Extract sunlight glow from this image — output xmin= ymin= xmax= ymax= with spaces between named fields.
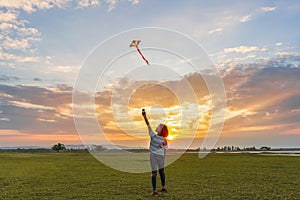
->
xmin=167 ymin=134 xmax=176 ymax=141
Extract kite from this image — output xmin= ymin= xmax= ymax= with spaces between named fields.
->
xmin=130 ymin=40 xmax=149 ymax=65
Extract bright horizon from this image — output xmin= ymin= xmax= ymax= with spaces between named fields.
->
xmin=1 ymin=1 xmax=300 ymax=149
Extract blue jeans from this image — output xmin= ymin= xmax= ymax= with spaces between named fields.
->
xmin=150 ymin=153 xmax=166 ymax=190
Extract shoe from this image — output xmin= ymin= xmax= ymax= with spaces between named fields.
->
xmin=161 ymin=188 xmax=167 ymax=192
xmin=151 ymin=191 xmax=158 ymax=196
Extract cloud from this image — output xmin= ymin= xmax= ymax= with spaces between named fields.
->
xmin=2 ymin=37 xmax=34 ymax=51
xmin=240 ymin=14 xmax=252 ymax=23
xmin=87 ymin=56 xmax=300 ymax=147
xmin=9 ymin=100 xmax=53 ymax=110
xmin=202 ymin=4 xmax=277 ymax=36
xmin=222 ymin=58 xmax=300 ymax=138
xmin=80 ymin=73 xmax=211 ymax=145
xmin=202 ymin=4 xmax=278 ymax=37
xmin=0 ymin=0 xmax=139 ymax=12
xmin=241 ymin=6 xmax=277 ymax=23
xmin=224 ymin=46 xmax=259 ymax=54
xmin=212 ymin=43 xmax=299 ymax=68
xmin=77 ymin=0 xmax=100 ymax=8
xmin=208 ymin=28 xmax=223 ymax=35
xmin=0 ymin=9 xmax=42 ymax=65
xmin=105 ymin=0 xmax=117 ymax=11
xmin=276 ymin=51 xmax=297 ymax=59
xmin=1 ymin=54 xmax=300 ymax=147
xmin=0 ymin=117 xmax=10 ymax=122
xmin=261 ymin=6 xmax=276 ymax=12
xmin=104 ymin=0 xmax=140 ymax=11
xmin=0 ymin=51 xmax=40 ymax=63
xmin=129 ymin=0 xmax=139 ymax=5
xmin=0 ymin=10 xmax=18 ymax=22
xmin=0 ymin=0 xmax=141 ymax=70
xmin=0 ymin=84 xmax=75 ymax=135
xmin=0 ymin=0 xmax=69 ymax=13
xmin=281 ymin=127 xmax=300 ymax=135
xmin=238 ymin=6 xmax=277 ymax=24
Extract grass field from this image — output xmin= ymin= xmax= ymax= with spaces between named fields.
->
xmin=0 ymin=152 xmax=300 ymax=199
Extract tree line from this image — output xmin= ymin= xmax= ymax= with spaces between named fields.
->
xmin=210 ymin=146 xmax=271 ymax=152
xmin=0 ymin=143 xmax=88 ymax=153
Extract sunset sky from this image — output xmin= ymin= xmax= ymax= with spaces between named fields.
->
xmin=1 ymin=0 xmax=300 ymax=149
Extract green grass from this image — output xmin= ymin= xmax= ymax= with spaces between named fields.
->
xmin=0 ymin=152 xmax=299 ymax=199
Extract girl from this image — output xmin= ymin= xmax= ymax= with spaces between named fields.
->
xmin=142 ymin=109 xmax=168 ymax=196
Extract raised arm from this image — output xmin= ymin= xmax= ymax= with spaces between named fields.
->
xmin=142 ymin=108 xmax=149 ymax=126
xmin=142 ymin=109 xmax=154 ymax=136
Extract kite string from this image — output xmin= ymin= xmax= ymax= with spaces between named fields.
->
xmin=136 ymin=46 xmax=149 ymax=65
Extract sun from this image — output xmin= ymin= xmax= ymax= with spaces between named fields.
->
xmin=167 ymin=134 xmax=175 ymax=141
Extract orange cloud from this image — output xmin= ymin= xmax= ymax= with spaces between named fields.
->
xmin=93 ymin=74 xmax=213 ymax=148
xmin=281 ymin=128 xmax=300 ymax=135
xmin=0 ymin=129 xmax=81 ymax=146
xmin=1 ymin=61 xmax=300 ymax=148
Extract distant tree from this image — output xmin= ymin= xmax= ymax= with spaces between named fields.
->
xmin=260 ymin=146 xmax=271 ymax=151
xmin=245 ymin=146 xmax=257 ymax=151
xmin=52 ymin=143 xmax=66 ymax=152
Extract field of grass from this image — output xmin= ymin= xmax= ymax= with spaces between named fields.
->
xmin=0 ymin=152 xmax=300 ymax=199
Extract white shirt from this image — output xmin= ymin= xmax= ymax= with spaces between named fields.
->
xmin=148 ymin=125 xmax=167 ymax=156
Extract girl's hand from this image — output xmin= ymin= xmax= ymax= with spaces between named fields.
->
xmin=142 ymin=108 xmax=146 ymax=117
xmin=142 ymin=109 xmax=149 ymax=125
xmin=159 ymin=142 xmax=164 ymax=148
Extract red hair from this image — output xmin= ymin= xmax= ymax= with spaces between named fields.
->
xmin=161 ymin=124 xmax=168 ymax=138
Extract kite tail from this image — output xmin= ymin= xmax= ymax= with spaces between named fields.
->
xmin=136 ymin=46 xmax=149 ymax=65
